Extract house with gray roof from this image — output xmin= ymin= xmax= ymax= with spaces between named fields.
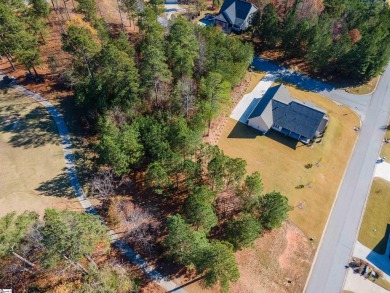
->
xmin=214 ymin=0 xmax=258 ymax=33
xmin=247 ymin=84 xmax=329 ymax=144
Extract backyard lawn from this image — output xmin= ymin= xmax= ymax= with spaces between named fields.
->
xmin=218 ymin=86 xmax=360 ymax=240
xmin=0 ymin=85 xmax=79 ymax=217
xmin=358 ymin=178 xmax=390 ymax=254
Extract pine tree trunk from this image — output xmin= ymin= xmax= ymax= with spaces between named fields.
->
xmin=40 ymin=32 xmax=46 ymax=44
xmin=57 ymin=0 xmax=67 ymax=25
xmin=51 ymin=0 xmax=56 ymax=11
xmin=97 ymin=4 xmax=103 ymax=18
xmin=32 ymin=66 xmax=39 ymax=79
xmin=63 ymin=0 xmax=70 ymax=20
xmin=62 ymin=254 xmax=89 ymax=274
xmin=5 ymin=53 xmax=16 ymax=71
xmin=12 ymin=251 xmax=37 ymax=268
xmin=84 ymin=254 xmax=97 ymax=268
xmin=84 ymin=56 xmax=95 ymax=83
xmin=116 ymin=0 xmax=125 ymax=32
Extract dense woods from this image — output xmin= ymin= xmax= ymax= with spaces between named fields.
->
xmin=251 ymin=0 xmax=390 ymax=81
xmin=0 ymin=210 xmax=122 ymax=291
xmin=9 ymin=0 xmax=388 ymax=291
xmin=0 ymin=0 xmax=50 ymax=78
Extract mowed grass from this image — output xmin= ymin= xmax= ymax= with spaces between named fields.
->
xmin=347 ymin=76 xmax=380 ymax=95
xmin=218 ymin=86 xmax=359 ymax=240
xmin=0 ymin=85 xmax=79 ymax=217
xmin=358 ymin=178 xmax=390 ymax=254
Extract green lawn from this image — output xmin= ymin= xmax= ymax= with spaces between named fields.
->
xmin=358 ymin=178 xmax=390 ymax=254
xmin=218 ymin=86 xmax=359 ymax=240
xmin=0 ymin=85 xmax=79 ymax=217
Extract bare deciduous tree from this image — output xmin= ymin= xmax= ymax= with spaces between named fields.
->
xmin=90 ymin=169 xmax=116 ymax=202
xmin=108 ymin=106 xmax=128 ymax=127
xmin=119 ymin=201 xmax=158 ymax=256
xmin=177 ymin=76 xmax=196 ymax=119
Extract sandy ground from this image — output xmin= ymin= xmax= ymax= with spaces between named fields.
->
xmin=173 ymin=221 xmax=314 ymax=293
xmin=0 ymin=86 xmax=81 ymax=217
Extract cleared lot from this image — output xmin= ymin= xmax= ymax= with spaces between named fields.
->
xmin=219 ymin=85 xmax=359 ymax=240
xmin=0 ymin=85 xmax=79 ymax=217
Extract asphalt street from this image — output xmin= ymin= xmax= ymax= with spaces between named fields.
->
xmin=252 ymin=57 xmax=371 ymax=119
xmin=305 ymin=63 xmax=390 ymax=293
xmin=252 ymin=58 xmax=390 ymax=293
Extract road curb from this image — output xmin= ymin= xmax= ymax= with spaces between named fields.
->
xmin=346 ymin=73 xmax=382 ymax=96
xmin=303 ymin=109 xmax=361 ymax=292
xmin=341 ymin=114 xmax=390 ymax=290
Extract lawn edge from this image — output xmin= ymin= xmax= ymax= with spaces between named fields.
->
xmin=344 ymin=114 xmax=390 ymax=287
xmin=303 ymin=109 xmax=361 ymax=292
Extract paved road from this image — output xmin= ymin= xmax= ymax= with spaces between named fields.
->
xmin=305 ymin=65 xmax=390 ymax=293
xmin=2 ymin=76 xmax=188 ymax=293
xmin=252 ymin=58 xmax=390 ymax=293
xmin=252 ymin=57 xmax=371 ymax=119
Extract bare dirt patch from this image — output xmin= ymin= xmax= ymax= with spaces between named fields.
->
xmin=173 ymin=221 xmax=314 ymax=293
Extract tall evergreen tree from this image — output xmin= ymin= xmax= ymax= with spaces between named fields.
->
xmin=40 ymin=209 xmax=109 ymax=269
xmin=167 ymin=17 xmax=199 ymax=79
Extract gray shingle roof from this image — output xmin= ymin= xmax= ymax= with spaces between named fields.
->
xmin=248 ymin=84 xmax=326 ymax=139
xmin=217 ymin=0 xmax=257 ymax=27
xmin=248 ymin=85 xmax=279 ymax=120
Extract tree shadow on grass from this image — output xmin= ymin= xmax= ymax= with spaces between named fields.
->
xmin=35 ymin=169 xmax=75 ymax=198
xmin=1 ymin=106 xmax=61 ymax=148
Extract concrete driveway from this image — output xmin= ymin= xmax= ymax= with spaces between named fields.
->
xmin=344 ymin=268 xmax=389 ymax=293
xmin=229 ymin=74 xmax=276 ymax=123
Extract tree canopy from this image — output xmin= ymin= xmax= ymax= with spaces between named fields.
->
xmin=252 ymin=0 xmax=390 ymax=81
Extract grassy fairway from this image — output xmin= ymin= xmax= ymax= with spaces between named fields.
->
xmin=358 ymin=178 xmax=390 ymax=254
xmin=218 ymin=86 xmax=359 ymax=240
xmin=0 ymin=85 xmax=79 ymax=217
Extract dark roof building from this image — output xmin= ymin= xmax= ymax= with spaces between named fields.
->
xmin=247 ymin=84 xmax=329 ymax=143
xmin=214 ymin=0 xmax=258 ymax=33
